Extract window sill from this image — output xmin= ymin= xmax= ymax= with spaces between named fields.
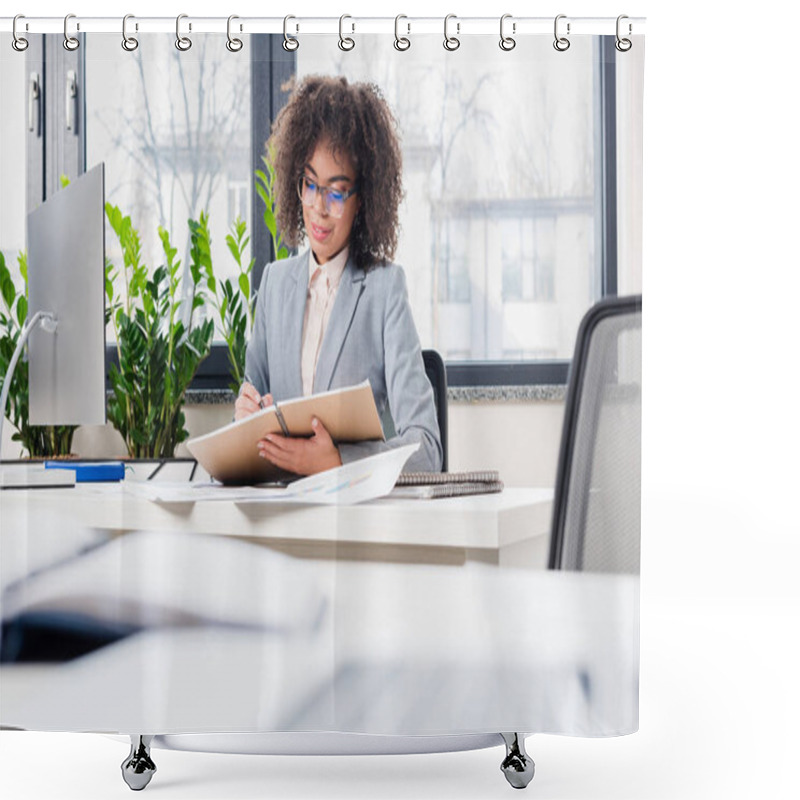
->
xmin=448 ymin=385 xmax=566 ymax=403
xmin=183 ymin=385 xmax=567 ymax=406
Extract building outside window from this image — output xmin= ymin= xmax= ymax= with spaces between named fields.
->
xmin=14 ymin=31 xmax=625 ymax=387
xmin=297 ymin=35 xmax=600 ymax=367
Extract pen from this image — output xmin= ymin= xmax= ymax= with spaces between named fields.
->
xmin=243 ymin=373 xmax=265 ymax=409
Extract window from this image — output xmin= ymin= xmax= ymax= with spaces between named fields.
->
xmin=227 ymin=181 xmax=250 ymax=228
xmin=22 ymin=32 xmax=621 ymax=388
xmin=502 ymin=216 xmax=556 ymax=304
xmin=84 ymin=34 xmax=252 ymax=334
xmin=437 ymin=218 xmax=470 ymax=304
xmin=297 ymin=34 xmax=617 ymax=380
xmin=21 ymin=34 xmax=291 ymax=389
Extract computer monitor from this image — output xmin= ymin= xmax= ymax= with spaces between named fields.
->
xmin=26 ymin=163 xmax=107 ymax=426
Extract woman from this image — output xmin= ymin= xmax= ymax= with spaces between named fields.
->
xmin=234 ymin=75 xmax=442 ymax=476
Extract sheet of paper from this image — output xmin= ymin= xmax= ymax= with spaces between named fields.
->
xmin=121 ymin=481 xmax=280 ymax=503
xmin=122 ymin=444 xmax=419 ymax=506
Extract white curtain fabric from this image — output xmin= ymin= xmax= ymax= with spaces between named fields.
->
xmin=1 ymin=528 xmax=638 ymax=737
xmin=0 ymin=29 xmax=643 ymax=744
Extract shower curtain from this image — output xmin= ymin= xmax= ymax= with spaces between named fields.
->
xmin=0 ymin=13 xmax=644 ymax=781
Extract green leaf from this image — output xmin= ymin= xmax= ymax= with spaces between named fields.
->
xmin=1 ymin=272 xmax=16 ymax=312
xmin=151 ymin=264 xmax=167 ymax=287
xmin=16 ymin=296 xmax=28 ymax=327
xmin=105 ymin=203 xmax=122 ymax=235
xmin=17 ymin=251 xmax=27 ymax=284
xmin=238 ymin=273 xmax=250 ymax=299
xmin=262 ymin=205 xmax=277 ymax=239
xmin=158 ymin=226 xmax=179 ymax=271
xmin=225 ymin=233 xmax=239 ymax=263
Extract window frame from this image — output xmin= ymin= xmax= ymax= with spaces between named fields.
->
xmin=30 ymin=34 xmax=618 ymax=392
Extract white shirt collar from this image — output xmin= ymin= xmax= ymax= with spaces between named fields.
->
xmin=308 ymin=246 xmax=349 ymax=288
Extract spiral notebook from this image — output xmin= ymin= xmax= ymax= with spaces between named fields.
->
xmin=391 ymin=470 xmax=503 ymax=499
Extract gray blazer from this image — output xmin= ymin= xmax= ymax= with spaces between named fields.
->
xmin=245 ymin=250 xmax=443 ymax=472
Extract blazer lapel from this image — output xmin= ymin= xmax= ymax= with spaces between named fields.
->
xmin=313 ymin=254 xmax=366 ymax=393
xmin=283 ymin=251 xmax=310 ymax=398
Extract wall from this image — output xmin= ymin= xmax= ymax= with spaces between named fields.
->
xmin=449 ymin=400 xmax=565 ymax=487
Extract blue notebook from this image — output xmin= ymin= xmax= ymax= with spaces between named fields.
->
xmin=45 ymin=461 xmax=125 ymax=483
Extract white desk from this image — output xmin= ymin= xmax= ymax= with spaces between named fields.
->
xmin=0 ymin=477 xmax=637 ymax=759
xmin=1 ymin=482 xmax=553 ymax=569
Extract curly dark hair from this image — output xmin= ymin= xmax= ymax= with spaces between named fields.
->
xmin=269 ymin=75 xmax=403 ymax=271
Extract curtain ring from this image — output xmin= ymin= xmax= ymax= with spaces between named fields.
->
xmin=63 ymin=13 xmax=80 ymax=51
xmin=122 ymin=14 xmax=139 ymax=52
xmin=553 ymin=14 xmax=570 ymax=52
xmin=226 ymin=15 xmax=243 ymax=52
xmin=283 ymin=15 xmax=299 ymax=51
xmin=499 ymin=14 xmax=516 ymax=51
xmin=175 ymin=14 xmax=192 ymax=51
xmin=615 ymin=15 xmax=632 ymax=52
xmin=12 ymin=14 xmax=29 ymax=52
xmin=394 ymin=14 xmax=411 ymax=51
xmin=443 ymin=14 xmax=460 ymax=51
xmin=339 ymin=14 xmax=355 ymax=51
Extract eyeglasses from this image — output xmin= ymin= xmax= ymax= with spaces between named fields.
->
xmin=297 ymin=175 xmax=358 ymax=219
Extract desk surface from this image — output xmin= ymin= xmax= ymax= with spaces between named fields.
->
xmin=1 ymin=480 xmax=553 ymax=568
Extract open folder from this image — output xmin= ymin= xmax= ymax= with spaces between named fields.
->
xmin=186 ymin=380 xmax=385 ymax=485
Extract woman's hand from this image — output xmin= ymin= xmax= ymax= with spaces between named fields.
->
xmin=257 ymin=417 xmax=342 ymax=475
xmin=235 ymin=383 xmax=272 ymax=421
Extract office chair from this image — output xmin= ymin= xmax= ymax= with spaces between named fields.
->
xmin=548 ymin=294 xmax=642 ymax=574
xmin=422 ymin=349 xmax=448 ymax=472
xmin=486 ymin=296 xmax=643 ymax=790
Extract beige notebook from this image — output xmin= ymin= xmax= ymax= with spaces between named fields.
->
xmin=186 ymin=380 xmax=385 ymax=485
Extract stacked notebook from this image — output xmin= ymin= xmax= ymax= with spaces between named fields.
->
xmin=391 ymin=470 xmax=503 ymax=499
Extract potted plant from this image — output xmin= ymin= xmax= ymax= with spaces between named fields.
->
xmin=190 ymin=212 xmax=254 ymax=394
xmin=104 ymin=205 xmax=214 ymax=459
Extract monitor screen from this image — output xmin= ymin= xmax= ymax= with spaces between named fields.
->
xmin=26 ymin=163 xmax=106 ymax=426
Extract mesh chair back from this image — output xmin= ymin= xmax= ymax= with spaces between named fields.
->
xmin=422 ymin=349 xmax=448 ymax=472
xmin=548 ymin=296 xmax=642 ymax=574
